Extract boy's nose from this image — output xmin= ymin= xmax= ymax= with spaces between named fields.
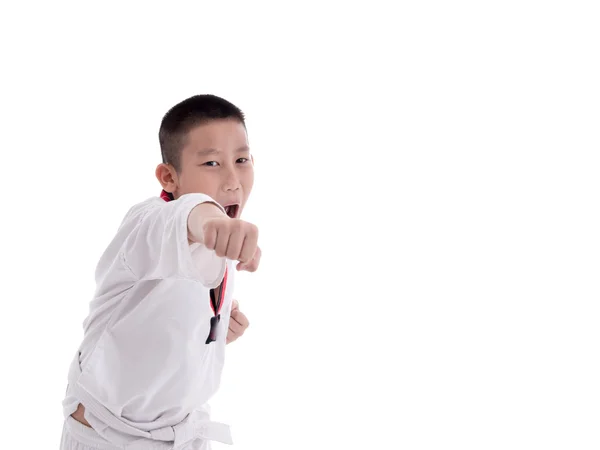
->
xmin=222 ymin=170 xmax=241 ymax=192
xmin=224 ymin=182 xmax=240 ymax=192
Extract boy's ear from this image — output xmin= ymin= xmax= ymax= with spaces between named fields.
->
xmin=155 ymin=163 xmax=178 ymax=193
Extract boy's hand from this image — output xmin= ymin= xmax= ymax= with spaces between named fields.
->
xmin=226 ymin=300 xmax=249 ymax=344
xmin=189 ymin=203 xmax=260 ymax=269
xmin=236 ymin=245 xmax=261 ymax=272
xmin=202 ymin=217 xmax=259 ymax=265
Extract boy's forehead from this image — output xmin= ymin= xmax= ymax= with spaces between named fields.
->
xmin=185 ymin=119 xmax=248 ymax=148
xmin=187 ymin=119 xmax=248 ymax=142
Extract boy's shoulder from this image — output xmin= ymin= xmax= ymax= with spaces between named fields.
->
xmin=127 ymin=195 xmax=163 ymax=213
xmin=119 ymin=196 xmax=164 ymax=226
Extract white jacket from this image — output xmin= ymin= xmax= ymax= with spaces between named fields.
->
xmin=62 ymin=193 xmax=235 ymax=449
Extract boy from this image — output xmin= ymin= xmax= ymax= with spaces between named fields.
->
xmin=60 ymin=95 xmax=260 ymax=450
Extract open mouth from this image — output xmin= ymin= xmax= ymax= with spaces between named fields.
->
xmin=224 ymin=204 xmax=240 ymax=218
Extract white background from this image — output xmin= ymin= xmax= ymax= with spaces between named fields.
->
xmin=0 ymin=2 xmax=598 ymax=449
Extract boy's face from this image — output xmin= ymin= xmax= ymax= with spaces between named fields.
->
xmin=157 ymin=119 xmax=254 ymax=218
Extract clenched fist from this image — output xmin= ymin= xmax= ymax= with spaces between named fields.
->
xmin=226 ymin=299 xmax=249 ymax=344
xmin=188 ymin=202 xmax=260 ymax=272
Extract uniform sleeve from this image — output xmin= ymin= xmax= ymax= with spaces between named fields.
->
xmin=121 ymin=193 xmax=227 ymax=288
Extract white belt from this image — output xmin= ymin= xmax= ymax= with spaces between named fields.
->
xmin=148 ymin=410 xmax=233 ymax=449
xmin=65 ymin=351 xmax=233 ymax=449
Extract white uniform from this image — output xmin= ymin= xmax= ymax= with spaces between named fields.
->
xmin=61 ymin=194 xmax=235 ymax=450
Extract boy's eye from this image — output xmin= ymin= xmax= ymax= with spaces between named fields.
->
xmin=204 ymin=161 xmax=219 ymax=167
xmin=236 ymin=158 xmax=249 ymax=164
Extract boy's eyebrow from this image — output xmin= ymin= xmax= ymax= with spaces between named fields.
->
xmin=195 ymin=148 xmax=219 ymax=157
xmin=195 ymin=146 xmax=250 ymax=156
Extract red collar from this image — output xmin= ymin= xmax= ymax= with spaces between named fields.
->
xmin=160 ymin=190 xmax=173 ymax=202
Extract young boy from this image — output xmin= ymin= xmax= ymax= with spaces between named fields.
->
xmin=60 ymin=95 xmax=260 ymax=450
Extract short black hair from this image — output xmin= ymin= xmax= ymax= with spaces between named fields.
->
xmin=159 ymin=94 xmax=245 ymax=172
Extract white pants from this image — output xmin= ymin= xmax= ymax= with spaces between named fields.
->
xmin=60 ymin=417 xmax=212 ymax=450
